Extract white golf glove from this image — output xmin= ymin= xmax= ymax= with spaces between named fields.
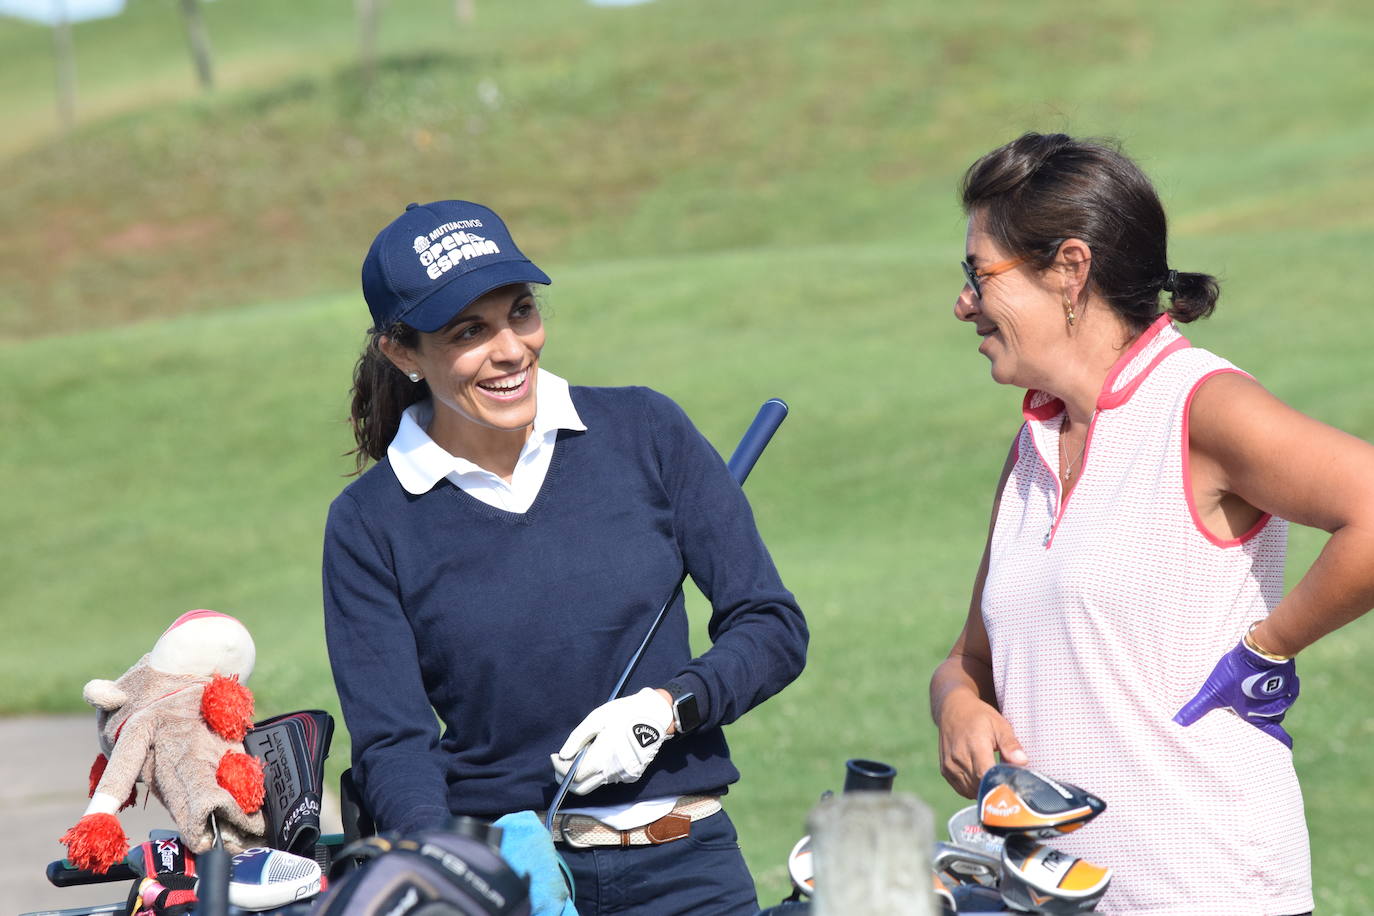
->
xmin=551 ymin=688 xmax=673 ymax=795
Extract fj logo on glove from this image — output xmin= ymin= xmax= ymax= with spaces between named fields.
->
xmin=633 ymin=724 xmax=661 ymax=748
xmin=1242 ymin=672 xmax=1287 ymax=698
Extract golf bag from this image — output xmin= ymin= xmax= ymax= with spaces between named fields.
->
xmin=316 ymin=822 xmax=532 ymax=916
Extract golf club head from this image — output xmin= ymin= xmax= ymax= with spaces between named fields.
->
xmin=998 ymin=836 xmax=1111 ymax=914
xmin=787 ymin=834 xmax=814 ymax=897
xmin=978 ymin=765 xmax=1106 ymax=838
xmin=932 ymin=841 xmax=1002 ymax=888
xmin=948 ymin=804 xmax=1006 ymax=856
xmin=228 ymin=847 xmax=323 ymax=911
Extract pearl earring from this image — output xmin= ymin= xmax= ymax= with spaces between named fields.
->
xmin=408 ymin=371 xmax=421 ymax=382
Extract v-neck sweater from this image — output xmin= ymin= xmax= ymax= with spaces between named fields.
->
xmin=322 ymin=385 xmax=807 ymax=832
xmin=984 ymin=316 xmax=1310 ymax=913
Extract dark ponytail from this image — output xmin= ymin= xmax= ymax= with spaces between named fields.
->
xmin=1164 ymin=270 xmax=1219 ymax=324
xmin=347 ymin=321 xmax=425 ymax=474
xmin=961 ymin=132 xmax=1220 ymax=333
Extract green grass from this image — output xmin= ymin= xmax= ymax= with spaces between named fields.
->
xmin=5 ymin=0 xmax=1374 ymax=909
xmin=5 ymin=236 xmax=1374 ymax=908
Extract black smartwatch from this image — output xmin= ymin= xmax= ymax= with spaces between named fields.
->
xmin=664 ymin=679 xmax=703 ymax=735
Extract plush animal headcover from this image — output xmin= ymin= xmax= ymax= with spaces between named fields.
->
xmin=61 ymin=610 xmax=267 ymax=873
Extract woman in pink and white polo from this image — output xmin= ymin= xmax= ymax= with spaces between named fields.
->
xmin=929 ymin=133 xmax=1374 ymax=915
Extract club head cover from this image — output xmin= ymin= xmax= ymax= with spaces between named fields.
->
xmin=787 ymin=834 xmax=814 ymax=897
xmin=999 ymin=836 xmax=1111 ymax=914
xmin=243 ymin=710 xmax=334 ymax=856
xmin=126 ymin=835 xmax=198 ymax=879
xmin=978 ymin=764 xmax=1106 ymax=838
xmin=229 ymin=846 xmax=324 ymax=910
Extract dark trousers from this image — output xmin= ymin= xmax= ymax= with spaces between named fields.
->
xmin=558 ymin=810 xmax=758 ymax=916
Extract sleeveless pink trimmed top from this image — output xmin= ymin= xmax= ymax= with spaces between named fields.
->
xmin=983 ymin=315 xmax=1312 ymax=914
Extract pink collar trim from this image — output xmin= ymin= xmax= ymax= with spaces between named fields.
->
xmin=1022 ymin=313 xmax=1189 ymax=421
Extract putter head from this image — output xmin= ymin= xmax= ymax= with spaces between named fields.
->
xmin=787 ymin=834 xmax=814 ymax=897
xmin=999 ymin=836 xmax=1111 ymax=914
xmin=948 ymin=803 xmax=1005 ymax=856
xmin=229 ymin=847 xmax=323 ymax=911
xmin=978 ymin=765 xmax=1106 ymax=838
xmin=932 ymin=841 xmax=1001 ymax=888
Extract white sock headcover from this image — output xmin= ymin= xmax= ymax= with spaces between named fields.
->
xmin=148 ymin=610 xmax=256 ymax=682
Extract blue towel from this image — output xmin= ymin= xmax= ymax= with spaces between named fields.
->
xmin=494 ymin=810 xmax=579 ymax=916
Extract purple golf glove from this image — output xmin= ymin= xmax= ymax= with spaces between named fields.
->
xmin=1173 ymin=638 xmax=1299 ymax=748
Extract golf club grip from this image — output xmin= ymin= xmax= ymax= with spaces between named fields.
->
xmin=726 ymin=398 xmax=789 ymax=485
xmin=546 ymin=398 xmax=788 ymax=831
xmin=197 ymin=844 xmax=230 ymax=916
xmin=46 ymin=859 xmax=137 ymax=887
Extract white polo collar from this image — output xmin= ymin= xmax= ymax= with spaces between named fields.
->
xmin=387 ymin=368 xmax=585 ymax=495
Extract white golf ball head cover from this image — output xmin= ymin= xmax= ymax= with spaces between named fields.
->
xmin=999 ymin=836 xmax=1111 ymax=914
xmin=552 ymin=687 xmax=673 ymax=795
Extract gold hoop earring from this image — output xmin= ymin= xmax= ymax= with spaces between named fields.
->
xmin=1063 ymin=293 xmax=1076 ymax=327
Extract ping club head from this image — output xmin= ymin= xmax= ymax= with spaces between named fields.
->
xmin=228 ymin=847 xmax=323 ymax=911
xmin=787 ymin=834 xmax=814 ymax=897
xmin=999 ymin=836 xmax=1111 ymax=914
xmin=932 ymin=841 xmax=1001 ymax=888
xmin=948 ymin=803 xmax=1005 ymax=856
xmin=978 ymin=765 xmax=1106 ymax=838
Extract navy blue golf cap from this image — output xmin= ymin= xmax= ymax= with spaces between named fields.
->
xmin=361 ymin=200 xmax=551 ymax=332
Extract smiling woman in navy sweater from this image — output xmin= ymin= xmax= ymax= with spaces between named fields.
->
xmin=322 ymin=200 xmax=807 ymax=916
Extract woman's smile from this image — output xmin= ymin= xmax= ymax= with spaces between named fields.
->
xmin=476 ymin=368 xmax=531 ymax=401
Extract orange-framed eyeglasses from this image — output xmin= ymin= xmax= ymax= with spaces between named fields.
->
xmin=961 ymin=255 xmax=1028 ymax=299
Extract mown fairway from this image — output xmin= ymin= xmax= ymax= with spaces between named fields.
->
xmin=3 ymin=0 xmax=1372 ymax=908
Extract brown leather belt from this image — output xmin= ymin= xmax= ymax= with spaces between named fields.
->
xmin=541 ymin=795 xmax=722 ymax=848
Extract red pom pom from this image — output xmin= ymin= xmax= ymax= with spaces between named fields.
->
xmin=60 ymin=812 xmax=129 ymax=873
xmin=87 ymin=754 xmax=107 ymax=798
xmin=217 ymin=750 xmax=265 ymax=814
xmin=201 ymin=675 xmax=254 ymax=741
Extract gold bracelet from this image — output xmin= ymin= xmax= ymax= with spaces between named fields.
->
xmin=1244 ymin=622 xmax=1293 ymax=662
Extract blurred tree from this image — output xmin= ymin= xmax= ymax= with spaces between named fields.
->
xmin=52 ymin=0 xmax=77 ymax=131
xmin=178 ymin=0 xmax=214 ymax=91
xmin=357 ymin=0 xmax=381 ymax=90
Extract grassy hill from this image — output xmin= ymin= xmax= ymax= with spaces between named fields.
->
xmin=4 ymin=0 xmax=1374 ymax=909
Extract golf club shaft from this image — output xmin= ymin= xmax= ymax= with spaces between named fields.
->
xmin=545 ymin=398 xmax=789 ymax=830
xmin=19 ymin=904 xmax=126 ymax=916
xmin=198 ymin=813 xmax=230 ymax=916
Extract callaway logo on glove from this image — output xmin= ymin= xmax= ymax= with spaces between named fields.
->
xmin=1173 ymin=634 xmax=1299 ymax=747
xmin=551 ymin=688 xmax=673 ymax=795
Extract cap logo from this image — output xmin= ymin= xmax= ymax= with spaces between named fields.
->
xmin=415 ymin=220 xmax=500 ymax=280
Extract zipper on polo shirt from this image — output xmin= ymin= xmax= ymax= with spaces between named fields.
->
xmin=1036 ymin=411 xmax=1099 ymax=549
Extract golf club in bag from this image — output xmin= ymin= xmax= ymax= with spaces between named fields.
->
xmin=544 ymin=397 xmax=790 ymax=831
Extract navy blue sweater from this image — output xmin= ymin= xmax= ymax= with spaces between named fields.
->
xmin=323 ymin=386 xmax=807 ymax=832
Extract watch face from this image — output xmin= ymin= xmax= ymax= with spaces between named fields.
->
xmin=674 ymin=692 xmax=702 ymax=733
